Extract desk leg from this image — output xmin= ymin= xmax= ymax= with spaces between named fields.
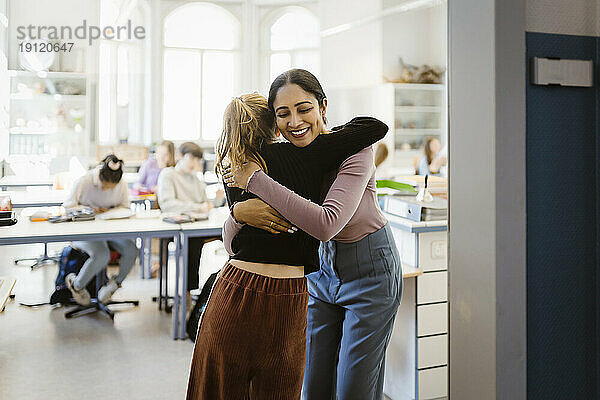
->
xmin=180 ymin=234 xmax=189 ymax=339
xmin=139 ymin=238 xmax=145 ymax=279
xmin=145 ymin=238 xmax=152 ymax=279
xmin=173 ymin=233 xmax=181 ymax=340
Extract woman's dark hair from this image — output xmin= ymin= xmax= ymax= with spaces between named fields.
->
xmin=178 ymin=142 xmax=203 ymax=160
xmin=99 ymin=154 xmax=124 ymax=183
xmin=268 ymin=68 xmax=327 ymax=124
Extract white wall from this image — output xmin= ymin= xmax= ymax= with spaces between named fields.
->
xmin=526 ymin=0 xmax=599 ymax=36
xmin=319 ymin=0 xmax=382 ymax=88
xmin=382 ymin=2 xmax=446 ymax=81
xmin=449 ymin=0 xmax=527 ymax=398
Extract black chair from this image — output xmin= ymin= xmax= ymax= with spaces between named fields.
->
xmin=14 ymin=242 xmax=60 ymax=269
xmin=65 ymin=254 xmax=139 ymax=321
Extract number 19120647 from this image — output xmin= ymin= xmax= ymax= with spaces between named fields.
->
xmin=19 ymin=42 xmax=74 ymax=52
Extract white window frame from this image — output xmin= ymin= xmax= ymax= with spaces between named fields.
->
xmin=161 ymin=2 xmax=241 ymax=148
xmin=260 ymin=6 xmax=320 ymax=93
xmin=98 ymin=4 xmax=146 ymax=145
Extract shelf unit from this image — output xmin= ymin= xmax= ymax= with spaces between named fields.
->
xmin=391 ymin=83 xmax=446 ymax=152
xmin=7 ymin=70 xmax=93 ymax=157
xmin=324 ymin=82 xmax=447 ymax=176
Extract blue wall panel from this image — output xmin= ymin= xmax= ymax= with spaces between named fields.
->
xmin=526 ymin=32 xmax=598 ymax=399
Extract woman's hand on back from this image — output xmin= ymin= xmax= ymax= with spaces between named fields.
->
xmin=233 ymin=198 xmax=298 ymax=235
xmin=223 ymin=161 xmax=262 ymax=190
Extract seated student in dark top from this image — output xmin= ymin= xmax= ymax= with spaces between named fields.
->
xmin=186 ymin=85 xmax=387 ymax=399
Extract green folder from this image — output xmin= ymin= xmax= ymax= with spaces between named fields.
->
xmin=376 ymin=180 xmax=417 ymax=193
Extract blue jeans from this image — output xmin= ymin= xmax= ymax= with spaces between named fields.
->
xmin=72 ymin=239 xmax=138 ymax=289
xmin=303 ymin=223 xmax=402 ymax=400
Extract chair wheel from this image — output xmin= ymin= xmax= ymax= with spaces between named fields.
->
xmin=165 ymin=304 xmax=172 ymax=314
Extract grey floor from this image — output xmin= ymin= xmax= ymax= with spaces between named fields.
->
xmin=1 ymin=242 xmax=404 ymax=400
xmin=0 ymin=242 xmax=196 ymax=400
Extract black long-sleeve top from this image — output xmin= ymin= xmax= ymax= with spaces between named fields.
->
xmin=224 ymin=117 xmax=388 ymax=275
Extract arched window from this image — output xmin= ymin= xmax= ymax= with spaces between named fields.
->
xmin=268 ymin=8 xmax=320 ymax=83
xmin=162 ymin=3 xmax=240 ymax=142
xmin=98 ymin=1 xmax=145 ymax=144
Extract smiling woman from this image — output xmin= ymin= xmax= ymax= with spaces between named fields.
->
xmin=187 ymin=82 xmax=387 ymax=399
xmin=269 ymin=70 xmax=328 ymax=148
xmin=223 ymin=69 xmax=401 ymax=400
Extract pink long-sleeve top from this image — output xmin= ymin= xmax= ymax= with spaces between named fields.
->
xmin=222 ymin=146 xmax=388 ymax=255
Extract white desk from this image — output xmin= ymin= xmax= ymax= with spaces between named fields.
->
xmin=1 ymin=190 xmax=68 ymax=208
xmin=0 ymin=209 xmax=225 ymax=339
xmin=2 ymin=190 xmax=157 ymax=209
xmin=0 ymin=176 xmax=55 ymax=191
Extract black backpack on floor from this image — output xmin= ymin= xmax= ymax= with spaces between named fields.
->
xmin=50 ymin=246 xmax=103 ymax=305
xmin=186 ymin=271 xmax=219 ymax=341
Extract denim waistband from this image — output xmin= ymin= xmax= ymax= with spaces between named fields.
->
xmin=319 ymin=223 xmax=399 ymax=281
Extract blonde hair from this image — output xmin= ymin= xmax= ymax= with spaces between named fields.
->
xmin=158 ymin=140 xmax=176 ymax=168
xmin=215 ymin=93 xmax=275 ymax=176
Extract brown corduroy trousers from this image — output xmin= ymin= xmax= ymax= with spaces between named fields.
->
xmin=186 ymin=263 xmax=309 ymax=400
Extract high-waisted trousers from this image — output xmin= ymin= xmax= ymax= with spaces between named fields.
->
xmin=186 ymin=263 xmax=309 ymax=400
xmin=303 ymin=223 xmax=403 ymax=400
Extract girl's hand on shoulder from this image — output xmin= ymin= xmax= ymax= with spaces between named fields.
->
xmin=223 ymin=161 xmax=261 ymax=190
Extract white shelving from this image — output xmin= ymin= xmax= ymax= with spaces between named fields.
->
xmin=318 ymin=82 xmax=447 ymax=176
xmin=395 ymin=105 xmax=442 ymax=113
xmin=7 ymin=70 xmax=88 ymax=79
xmin=10 ymin=93 xmax=87 ymax=101
xmin=7 ymin=70 xmax=92 ymax=156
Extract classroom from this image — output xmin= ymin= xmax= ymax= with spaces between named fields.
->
xmin=1 ymin=1 xmax=599 ymax=399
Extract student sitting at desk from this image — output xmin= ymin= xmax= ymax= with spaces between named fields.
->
xmin=63 ymin=154 xmax=139 ymax=306
xmin=157 ymin=142 xmax=221 ymax=299
xmin=135 ymin=140 xmax=176 ymax=193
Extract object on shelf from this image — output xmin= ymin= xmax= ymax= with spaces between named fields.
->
xmin=388 ymin=58 xmax=446 ymax=84
xmin=18 ymin=39 xmax=55 ymax=72
xmin=55 ymin=81 xmax=84 ymax=95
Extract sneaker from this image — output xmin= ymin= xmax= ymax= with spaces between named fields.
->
xmin=98 ymin=277 xmax=120 ymax=304
xmin=65 ymin=273 xmax=91 ymax=306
